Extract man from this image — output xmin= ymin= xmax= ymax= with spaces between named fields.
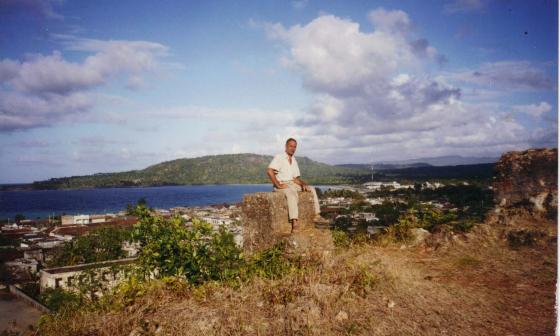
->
xmin=267 ymin=138 xmax=328 ymax=232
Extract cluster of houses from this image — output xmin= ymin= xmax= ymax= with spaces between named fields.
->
xmin=0 ymin=203 xmax=244 ymax=297
xmin=318 ymin=180 xmax=453 ymax=235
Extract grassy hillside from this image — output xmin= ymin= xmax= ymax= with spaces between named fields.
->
xmin=37 ymin=221 xmax=557 ymax=336
xmin=26 ymin=153 xmax=371 ymax=190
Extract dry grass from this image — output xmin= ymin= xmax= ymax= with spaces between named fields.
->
xmin=37 ymin=219 xmax=557 ymax=336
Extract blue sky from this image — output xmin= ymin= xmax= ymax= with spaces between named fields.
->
xmin=0 ymin=0 xmax=557 ymax=183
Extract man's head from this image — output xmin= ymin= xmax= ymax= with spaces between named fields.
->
xmin=285 ymin=138 xmax=297 ymax=156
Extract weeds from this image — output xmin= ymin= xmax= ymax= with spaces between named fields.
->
xmin=454 ymin=255 xmax=481 ymax=269
xmin=507 ymin=229 xmax=547 ymax=249
xmin=332 ymin=229 xmax=351 ymax=248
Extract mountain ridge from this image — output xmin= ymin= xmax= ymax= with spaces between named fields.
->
xmin=1 ymin=153 xmax=499 ymax=191
xmin=17 ymin=153 xmax=370 ymax=190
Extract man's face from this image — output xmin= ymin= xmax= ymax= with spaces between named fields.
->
xmin=285 ymin=140 xmax=297 ymax=156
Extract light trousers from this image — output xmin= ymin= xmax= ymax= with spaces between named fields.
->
xmin=274 ymin=181 xmax=321 ymax=220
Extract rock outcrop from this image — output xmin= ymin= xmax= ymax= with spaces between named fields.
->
xmin=241 ymin=191 xmax=333 ymax=258
xmin=493 ymin=148 xmax=557 ymax=215
xmin=426 ymin=148 xmax=557 ymax=250
xmin=489 ymin=148 xmax=557 ymax=248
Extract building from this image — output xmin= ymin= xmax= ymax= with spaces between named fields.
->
xmin=39 ymin=258 xmax=137 ymax=294
xmin=61 ymin=214 xmax=115 ymax=225
xmin=363 ymin=181 xmax=413 ymax=190
xmin=4 ymin=258 xmax=39 ymax=281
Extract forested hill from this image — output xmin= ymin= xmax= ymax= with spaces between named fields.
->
xmin=23 ymin=154 xmax=371 ymax=190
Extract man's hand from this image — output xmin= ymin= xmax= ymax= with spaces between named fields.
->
xmin=301 ymin=183 xmax=311 ymax=192
xmin=276 ymin=183 xmax=288 ymax=189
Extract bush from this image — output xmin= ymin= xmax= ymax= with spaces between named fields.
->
xmin=132 ymin=214 xmax=244 ymax=284
xmin=381 ymin=211 xmax=418 ymax=243
xmin=332 ymin=229 xmax=351 ymax=248
xmin=40 ymin=287 xmax=82 ymax=313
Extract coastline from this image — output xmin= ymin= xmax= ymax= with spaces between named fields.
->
xmin=0 ymin=184 xmax=342 ymax=220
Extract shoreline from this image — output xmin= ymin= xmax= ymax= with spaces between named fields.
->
xmin=0 ymin=184 xmax=344 ymax=221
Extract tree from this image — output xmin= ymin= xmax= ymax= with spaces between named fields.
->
xmin=126 ymin=198 xmax=152 ymax=217
xmin=50 ymin=226 xmax=131 ymax=267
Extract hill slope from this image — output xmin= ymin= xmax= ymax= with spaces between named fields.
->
xmin=36 ymin=221 xmax=556 ymax=336
xmin=27 ymin=154 xmax=371 ymax=189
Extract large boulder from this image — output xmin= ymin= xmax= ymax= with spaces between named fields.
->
xmin=241 ymin=191 xmax=333 ymax=257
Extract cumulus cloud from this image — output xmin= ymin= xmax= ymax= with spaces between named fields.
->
xmin=263 ymin=9 xmax=550 ymax=163
xmin=367 ymin=8 xmax=411 ymax=33
xmin=445 ymin=61 xmax=554 ymax=90
xmin=0 ymin=36 xmax=170 ymax=131
xmin=266 ymin=13 xmax=435 ymax=97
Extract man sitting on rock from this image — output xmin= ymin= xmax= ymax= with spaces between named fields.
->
xmin=267 ymin=138 xmax=329 ymax=232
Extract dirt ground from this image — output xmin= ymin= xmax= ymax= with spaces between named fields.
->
xmin=0 ymin=290 xmax=42 ymax=334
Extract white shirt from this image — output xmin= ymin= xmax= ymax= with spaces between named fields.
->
xmin=268 ymin=152 xmax=301 ymax=182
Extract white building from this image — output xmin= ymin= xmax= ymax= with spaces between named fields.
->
xmin=61 ymin=214 xmax=112 ymax=225
xmin=39 ymin=258 xmax=137 ymax=294
xmin=5 ymin=258 xmax=39 ymax=275
xmin=363 ymin=181 xmax=413 ymax=190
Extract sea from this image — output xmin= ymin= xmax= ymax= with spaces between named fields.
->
xmin=0 ymin=184 xmax=337 ymax=220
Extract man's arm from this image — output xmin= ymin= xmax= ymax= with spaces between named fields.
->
xmin=293 ymin=177 xmax=311 ymax=191
xmin=267 ymin=168 xmax=287 ymax=189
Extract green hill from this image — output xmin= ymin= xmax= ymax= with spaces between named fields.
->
xmin=27 ymin=153 xmax=371 ymax=190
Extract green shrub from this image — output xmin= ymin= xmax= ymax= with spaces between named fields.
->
xmin=40 ymin=287 xmax=82 ymax=313
xmin=383 ymin=212 xmax=417 ymax=243
xmin=332 ymin=228 xmax=351 ymax=248
xmin=245 ymin=243 xmax=294 ymax=280
xmin=452 ymin=219 xmax=475 ymax=232
xmin=132 ymin=215 xmax=244 ymax=284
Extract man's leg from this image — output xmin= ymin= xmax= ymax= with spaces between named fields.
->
xmin=275 ymin=185 xmax=299 ymax=221
xmin=309 ymin=186 xmax=329 ymax=225
xmin=309 ymin=186 xmax=321 ymax=215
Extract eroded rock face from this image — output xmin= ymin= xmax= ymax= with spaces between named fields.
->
xmin=493 ymin=148 xmax=557 ymax=214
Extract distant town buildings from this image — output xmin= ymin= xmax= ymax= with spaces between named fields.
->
xmin=363 ymin=181 xmax=415 ymax=190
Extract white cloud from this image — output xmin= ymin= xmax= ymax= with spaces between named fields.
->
xmin=0 ymin=36 xmax=170 ymax=131
xmin=512 ymin=102 xmax=553 ymax=119
xmin=0 ymin=90 xmax=94 ymax=131
xmin=444 ymin=61 xmax=554 ymax=90
xmin=367 ymin=8 xmax=411 ymax=33
xmin=443 ymin=0 xmax=487 ymax=14
xmin=266 ymin=14 xmax=419 ymax=96
xmin=2 ymin=38 xmax=167 ymax=94
xmin=262 ymin=9 xmax=552 ymax=163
